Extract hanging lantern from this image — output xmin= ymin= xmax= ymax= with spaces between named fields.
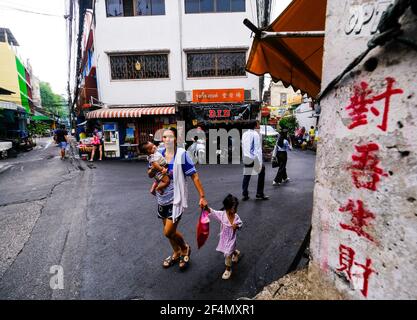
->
xmin=135 ymin=61 xmax=141 ymax=71
xmin=261 ymin=107 xmax=270 ymax=117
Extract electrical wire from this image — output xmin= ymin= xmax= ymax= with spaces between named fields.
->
xmin=317 ymin=0 xmax=415 ymax=102
xmin=0 ymin=2 xmax=65 ymax=18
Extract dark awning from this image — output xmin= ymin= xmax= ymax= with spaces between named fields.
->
xmin=245 ymin=0 xmax=327 ymax=98
xmin=0 ymin=86 xmax=15 ymax=95
xmin=0 ymin=28 xmax=19 ymax=46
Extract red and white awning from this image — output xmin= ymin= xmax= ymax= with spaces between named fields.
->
xmin=85 ymin=106 xmax=176 ymax=119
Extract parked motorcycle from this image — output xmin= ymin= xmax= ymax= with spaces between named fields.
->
xmin=187 ymin=138 xmax=206 ymax=164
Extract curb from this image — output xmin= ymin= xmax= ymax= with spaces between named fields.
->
xmin=0 ymin=164 xmax=12 ymax=174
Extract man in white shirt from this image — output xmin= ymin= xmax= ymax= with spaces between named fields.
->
xmin=241 ymin=120 xmax=269 ymax=201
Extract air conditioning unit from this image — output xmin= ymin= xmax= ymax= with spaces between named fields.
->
xmin=175 ymin=91 xmax=192 ymax=103
xmin=244 ymin=89 xmax=253 ymax=101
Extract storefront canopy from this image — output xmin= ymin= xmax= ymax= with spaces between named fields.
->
xmin=85 ymin=106 xmax=176 ymax=119
xmin=245 ymin=0 xmax=327 ymax=98
xmin=0 ymin=86 xmax=15 ymax=95
xmin=32 ymin=114 xmax=52 ymax=121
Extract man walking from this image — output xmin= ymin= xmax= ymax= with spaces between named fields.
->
xmin=241 ymin=120 xmax=269 ymax=201
xmin=54 ymin=125 xmax=69 ymax=160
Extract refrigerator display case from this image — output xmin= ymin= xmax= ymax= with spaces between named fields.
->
xmin=103 ymin=122 xmax=120 ymax=158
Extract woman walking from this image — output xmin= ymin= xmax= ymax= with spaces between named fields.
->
xmin=148 ymin=128 xmax=208 ymax=270
xmin=89 ymin=129 xmax=103 ymax=161
xmin=272 ymin=130 xmax=292 ymax=186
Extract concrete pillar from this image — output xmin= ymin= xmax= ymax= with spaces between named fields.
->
xmin=309 ymin=0 xmax=417 ymax=299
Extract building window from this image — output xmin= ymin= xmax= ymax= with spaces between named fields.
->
xmin=109 ymin=53 xmax=169 ymax=80
xmin=216 ymin=0 xmax=230 ymax=12
xmin=106 ymin=0 xmax=123 ymax=16
xmin=136 ymin=0 xmax=165 ymax=15
xmin=184 ymin=0 xmax=245 ymax=13
xmin=106 ymin=0 xmax=165 ymax=17
xmin=123 ymin=0 xmax=134 ymax=16
xmin=187 ymin=51 xmax=246 ymax=78
xmin=280 ymin=93 xmax=287 ymax=105
xmin=230 ymin=0 xmax=245 ymax=11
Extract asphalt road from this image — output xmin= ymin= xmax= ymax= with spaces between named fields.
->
xmin=0 ymin=139 xmax=315 ymax=300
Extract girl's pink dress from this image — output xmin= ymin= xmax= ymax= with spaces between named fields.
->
xmin=209 ymin=209 xmax=243 ymax=256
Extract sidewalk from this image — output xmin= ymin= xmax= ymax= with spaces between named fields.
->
xmin=0 ymin=163 xmax=12 ymax=174
xmin=254 ymin=267 xmax=346 ymax=300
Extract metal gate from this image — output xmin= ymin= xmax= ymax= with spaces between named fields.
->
xmin=137 ymin=118 xmax=163 ymax=144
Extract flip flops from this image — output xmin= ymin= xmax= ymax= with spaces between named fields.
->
xmin=179 ymin=244 xmax=191 ymax=270
xmin=162 ymin=254 xmax=180 ymax=268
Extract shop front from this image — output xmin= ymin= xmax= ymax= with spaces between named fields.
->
xmin=0 ymin=102 xmax=32 ymax=151
xmin=179 ymin=101 xmax=260 ymax=162
xmin=85 ymin=106 xmax=177 ymax=159
xmin=180 ymin=88 xmax=259 ymax=131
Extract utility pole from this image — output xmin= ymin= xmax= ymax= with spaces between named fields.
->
xmin=256 ymin=0 xmax=272 ymax=102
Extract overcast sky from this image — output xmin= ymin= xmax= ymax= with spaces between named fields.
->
xmin=270 ymin=0 xmax=292 ymax=22
xmin=0 ymin=0 xmax=291 ymax=98
xmin=0 ymin=0 xmax=67 ymax=96
xmin=263 ymin=0 xmax=292 ymax=92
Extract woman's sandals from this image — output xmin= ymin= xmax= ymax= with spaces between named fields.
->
xmin=179 ymin=244 xmax=191 ymax=270
xmin=162 ymin=254 xmax=180 ymax=268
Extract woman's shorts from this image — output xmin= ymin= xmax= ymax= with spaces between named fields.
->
xmin=59 ymin=142 xmax=68 ymax=150
xmin=157 ymin=203 xmax=181 ymax=221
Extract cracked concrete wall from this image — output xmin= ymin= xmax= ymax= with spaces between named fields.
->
xmin=309 ymin=0 xmax=417 ymax=299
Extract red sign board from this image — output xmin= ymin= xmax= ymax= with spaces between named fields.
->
xmin=192 ymin=88 xmax=244 ymax=103
xmin=208 ymin=109 xmax=231 ymax=119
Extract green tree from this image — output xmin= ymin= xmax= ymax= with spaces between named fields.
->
xmin=279 ymin=115 xmax=299 ymax=135
xmin=28 ymin=121 xmax=50 ymax=136
xmin=40 ymin=82 xmax=68 ymax=120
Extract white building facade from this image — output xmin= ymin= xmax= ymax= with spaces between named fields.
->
xmin=93 ymin=0 xmax=260 ymax=105
xmin=72 ymin=0 xmax=262 ymax=158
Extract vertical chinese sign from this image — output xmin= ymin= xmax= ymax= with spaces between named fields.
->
xmin=309 ymin=0 xmax=417 ymax=299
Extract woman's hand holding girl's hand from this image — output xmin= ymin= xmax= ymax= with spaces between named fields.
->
xmin=199 ymin=197 xmax=208 ymax=209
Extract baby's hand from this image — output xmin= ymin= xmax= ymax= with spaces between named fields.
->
xmin=161 ymin=167 xmax=168 ymax=174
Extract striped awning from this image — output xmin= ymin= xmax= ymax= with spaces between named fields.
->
xmin=85 ymin=106 xmax=176 ymax=119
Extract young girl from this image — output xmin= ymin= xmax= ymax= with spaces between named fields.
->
xmin=207 ymin=194 xmax=243 ymax=280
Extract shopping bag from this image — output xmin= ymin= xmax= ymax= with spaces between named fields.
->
xmin=196 ymin=208 xmax=210 ymax=249
xmin=271 ymin=156 xmax=279 ymax=168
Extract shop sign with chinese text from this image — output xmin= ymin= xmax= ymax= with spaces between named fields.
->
xmin=192 ymin=88 xmax=244 ymax=103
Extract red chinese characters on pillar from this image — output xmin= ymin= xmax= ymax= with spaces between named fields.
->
xmin=345 ymin=77 xmax=403 ymax=131
xmin=372 ymin=77 xmax=404 ymax=132
xmin=336 ymin=245 xmax=375 ymax=297
xmin=345 ymin=81 xmax=374 ymax=129
xmin=349 ymin=143 xmax=388 ymax=191
xmin=339 ymin=199 xmax=376 ymax=242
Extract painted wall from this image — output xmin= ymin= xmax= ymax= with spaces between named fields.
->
xmin=309 ymin=0 xmax=417 ymax=299
xmin=30 ymin=74 xmax=41 ymax=107
xmin=15 ymin=57 xmax=30 ymax=113
xmin=0 ymin=42 xmax=21 ymax=106
xmin=294 ymin=102 xmax=316 ymax=131
xmin=93 ymin=0 xmax=259 ymax=105
xmin=270 ymin=81 xmax=301 ymax=107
